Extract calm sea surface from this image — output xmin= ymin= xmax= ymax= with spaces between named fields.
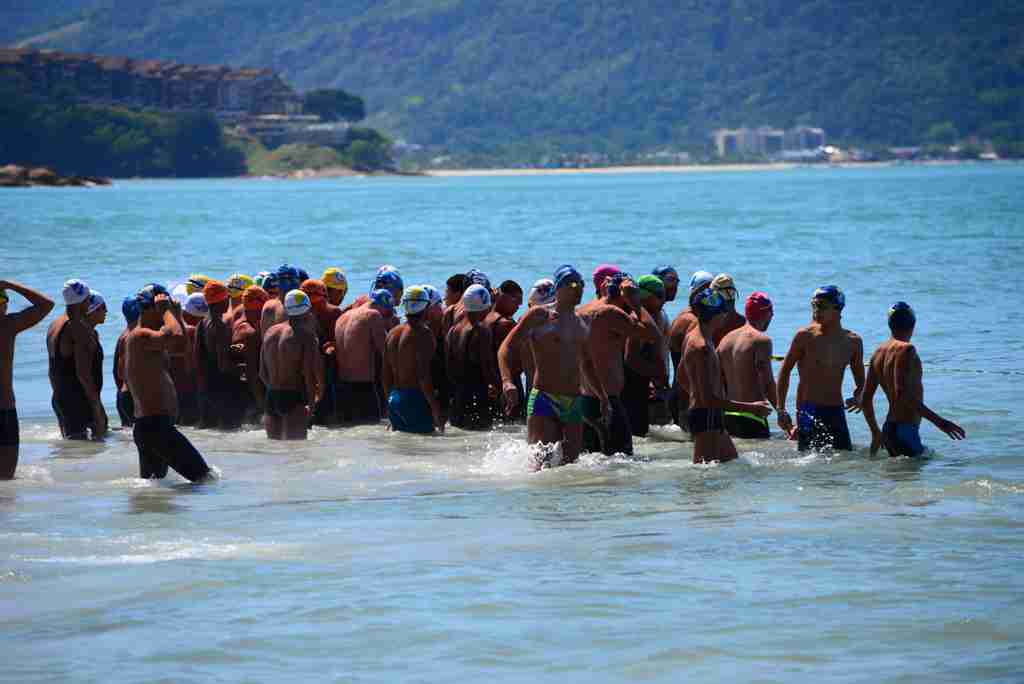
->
xmin=1 ymin=164 xmax=1023 ymax=682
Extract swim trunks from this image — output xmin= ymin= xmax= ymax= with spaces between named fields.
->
xmin=387 ymin=388 xmax=435 ymax=434
xmin=132 ymin=414 xmax=210 ymax=482
xmin=310 ymin=358 xmax=338 ymax=426
xmin=0 ymin=409 xmax=17 ymax=447
xmin=882 ymin=421 xmax=926 ymax=457
xmin=336 ymin=381 xmax=382 ymax=424
xmin=527 ymin=389 xmax=584 ymax=425
xmin=265 ymin=388 xmax=306 ymax=419
xmin=723 ymin=410 xmax=770 ymax=439
xmin=581 ymin=395 xmax=633 ymax=456
xmin=797 ymin=402 xmax=853 ymax=452
xmin=116 ymin=389 xmax=135 ymax=428
xmin=622 ymin=365 xmax=651 ymax=437
xmin=688 ymin=407 xmax=725 ymax=435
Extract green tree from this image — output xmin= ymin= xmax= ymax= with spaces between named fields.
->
xmin=925 ymin=121 xmax=959 ymax=145
xmin=303 ymin=89 xmax=366 ymax=122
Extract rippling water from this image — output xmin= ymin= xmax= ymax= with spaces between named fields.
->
xmin=2 ymin=164 xmax=1023 ymax=682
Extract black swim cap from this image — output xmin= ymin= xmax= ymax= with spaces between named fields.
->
xmin=888 ymin=301 xmax=916 ymax=331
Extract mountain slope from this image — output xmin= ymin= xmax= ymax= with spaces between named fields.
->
xmin=6 ymin=0 xmax=1023 ymax=154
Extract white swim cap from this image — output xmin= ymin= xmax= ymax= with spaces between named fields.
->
xmin=171 ymin=283 xmax=189 ymax=305
xmin=184 ymin=292 xmax=210 ymax=318
xmin=62 ymin=279 xmax=90 ymax=305
xmin=689 ymin=270 xmax=714 ymax=294
xmin=86 ymin=291 xmax=105 ymax=314
xmin=284 ymin=289 xmax=312 ymax=317
xmin=528 ymin=278 xmax=556 ymax=306
xmin=462 ymin=284 xmax=492 ymax=313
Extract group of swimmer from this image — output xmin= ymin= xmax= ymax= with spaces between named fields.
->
xmin=0 ymin=263 xmax=965 ymax=481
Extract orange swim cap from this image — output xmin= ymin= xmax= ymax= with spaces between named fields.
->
xmin=301 ymin=278 xmax=328 ymax=301
xmin=243 ymin=286 xmax=270 ymax=310
xmin=203 ymin=280 xmax=229 ymax=305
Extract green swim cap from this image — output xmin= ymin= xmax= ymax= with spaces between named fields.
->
xmin=637 ymin=275 xmax=665 ymax=300
xmin=0 ymin=289 xmax=8 ymax=304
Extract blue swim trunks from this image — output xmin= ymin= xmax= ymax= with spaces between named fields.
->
xmin=882 ymin=421 xmax=926 ymax=457
xmin=797 ymin=402 xmax=853 ymax=452
xmin=527 ymin=389 xmax=584 ymax=425
xmin=388 ymin=388 xmax=435 ymax=434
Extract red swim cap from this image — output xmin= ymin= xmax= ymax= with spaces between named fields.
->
xmin=745 ymin=291 xmax=773 ymax=322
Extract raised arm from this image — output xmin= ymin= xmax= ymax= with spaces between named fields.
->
xmin=899 ymin=346 xmax=966 ymax=442
xmin=0 ymin=280 xmax=55 ymax=333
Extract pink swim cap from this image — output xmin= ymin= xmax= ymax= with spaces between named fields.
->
xmin=745 ymin=292 xmax=773 ymax=322
xmin=592 ymin=264 xmax=621 ymax=292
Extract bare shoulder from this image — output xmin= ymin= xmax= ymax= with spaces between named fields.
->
xmin=845 ymin=328 xmax=864 ymax=345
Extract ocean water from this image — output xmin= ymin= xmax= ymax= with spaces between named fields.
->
xmin=1 ymin=164 xmax=1023 ymax=682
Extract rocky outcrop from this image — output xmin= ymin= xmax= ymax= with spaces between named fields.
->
xmin=0 ymin=164 xmax=111 ymax=188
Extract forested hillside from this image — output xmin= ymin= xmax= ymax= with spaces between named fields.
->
xmin=5 ymin=1 xmax=1023 ymax=156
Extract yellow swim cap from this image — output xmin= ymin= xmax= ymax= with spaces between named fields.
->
xmin=322 ymin=267 xmax=348 ymax=293
xmin=186 ymin=274 xmax=211 ymax=295
xmin=226 ymin=273 xmax=254 ymax=298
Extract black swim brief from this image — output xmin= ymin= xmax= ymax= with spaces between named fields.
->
xmin=688 ymin=407 xmax=725 ymax=435
xmin=336 ymin=381 xmax=382 ymax=424
xmin=797 ymin=402 xmax=852 ymax=452
xmin=723 ymin=411 xmax=770 ymax=439
xmin=265 ymin=388 xmax=306 ymax=419
xmin=0 ymin=409 xmax=18 ymax=447
xmin=52 ymin=387 xmax=92 ymax=440
xmin=116 ymin=389 xmax=134 ymax=429
xmin=581 ymin=395 xmax=633 ymax=456
xmin=133 ymin=414 xmax=210 ymax=482
xmin=622 ymin=365 xmax=651 ymax=438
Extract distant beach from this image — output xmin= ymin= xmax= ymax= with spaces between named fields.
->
xmin=425 ymin=162 xmax=904 ymax=177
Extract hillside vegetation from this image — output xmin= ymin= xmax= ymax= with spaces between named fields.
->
xmin=6 ymin=1 xmax=1023 ymax=157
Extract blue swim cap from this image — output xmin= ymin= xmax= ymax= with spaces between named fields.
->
xmin=370 ymin=288 xmax=395 ymax=310
xmin=136 ymin=284 xmax=166 ymax=308
xmin=605 ymin=271 xmax=634 ymax=298
xmin=553 ymin=264 xmax=584 ymax=290
xmin=297 ymin=268 xmax=309 ymax=282
xmin=373 ymin=270 xmax=404 ymax=291
xmin=465 ymin=269 xmax=492 ymax=291
xmin=691 ymin=287 xmax=728 ymax=321
xmin=263 ymin=272 xmax=279 ymax=291
xmin=122 ymin=297 xmax=141 ymax=323
xmin=276 ymin=264 xmax=301 ymax=290
xmin=812 ymin=285 xmax=845 ymax=311
xmin=888 ymin=301 xmax=916 ymax=330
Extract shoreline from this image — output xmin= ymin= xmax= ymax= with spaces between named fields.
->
xmin=425 ymin=162 xmax=898 ymax=177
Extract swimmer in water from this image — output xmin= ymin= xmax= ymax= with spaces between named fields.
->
xmin=301 ymin=278 xmax=340 ymax=426
xmin=578 ymin=271 xmax=661 ymax=456
xmin=447 ymin=284 xmax=500 ymax=430
xmin=322 ymin=267 xmax=349 ymax=307
xmin=334 ymin=288 xmax=394 ymax=425
xmin=668 ymin=270 xmax=714 ymax=431
xmin=126 ymin=285 xmax=211 ymax=482
xmin=260 ymin=264 xmax=302 ymax=339
xmin=683 ymin=288 xmax=772 ymax=463
xmin=776 ymin=285 xmax=865 ymax=452
xmin=717 ymin=292 xmax=777 ymax=440
xmin=170 ymin=292 xmax=207 ymax=426
xmin=113 ymin=297 xmax=141 ymax=429
xmin=483 ymin=280 xmax=524 ymax=420
xmin=383 ymin=286 xmax=445 ymax=434
xmin=197 ymin=280 xmax=250 ymax=430
xmin=260 ymin=290 xmax=321 ymax=440
xmin=622 ymin=275 xmax=669 ymax=438
xmin=861 ymin=302 xmax=966 ymax=457
xmin=232 ymin=286 xmax=270 ymax=423
xmin=47 ymin=279 xmax=107 ymax=440
xmin=499 ymin=265 xmax=590 ymax=469
xmin=0 ymin=279 xmax=54 ymax=478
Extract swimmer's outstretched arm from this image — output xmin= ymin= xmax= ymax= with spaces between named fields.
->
xmin=896 ymin=346 xmax=966 ymax=442
xmin=775 ymin=329 xmax=809 ymax=433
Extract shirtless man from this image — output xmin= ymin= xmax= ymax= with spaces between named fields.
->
xmin=776 ymin=285 xmax=865 ymax=452
xmin=484 ymin=280 xmax=523 ymax=419
xmin=126 ymin=286 xmax=211 ymax=482
xmin=519 ymin=278 xmax=557 ymax=398
xmin=444 ymin=273 xmax=469 ymax=307
xmin=861 ymin=302 xmax=965 ymax=457
xmin=668 ymin=270 xmax=714 ymax=430
xmin=683 ymin=288 xmax=773 ymax=463
xmin=649 ymin=267 xmax=679 ymax=426
xmin=717 ymin=292 xmax=776 ymax=439
xmin=441 ymin=269 xmax=490 ymax=338
xmin=383 ymin=286 xmax=444 ymax=434
xmin=708 ymin=274 xmax=746 ymax=347
xmin=591 ymin=264 xmax=622 ymax=300
xmin=447 ymin=284 xmax=500 ymax=430
xmin=301 ymin=279 xmax=342 ymax=426
xmin=231 ymin=286 xmax=270 ymax=423
xmin=579 ymin=271 xmax=661 ymax=456
xmin=651 ymin=266 xmax=680 ymax=303
xmin=260 ymin=264 xmax=302 ymax=339
xmin=0 ymin=280 xmax=54 ymax=478
xmin=622 ymin=275 xmax=669 ymax=438
xmin=170 ymin=292 xmax=206 ymax=426
xmin=322 ymin=267 xmax=348 ymax=307
xmin=198 ymin=281 xmax=249 ymax=430
xmin=47 ymin=279 xmax=107 ymax=440
xmin=260 ymin=290 xmax=321 ymax=440
xmin=334 ymin=289 xmax=394 ymax=424
xmin=113 ymin=297 xmax=141 ymax=429
xmin=499 ymin=265 xmax=589 ymax=469
xmin=419 ymin=285 xmax=451 ymax=424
